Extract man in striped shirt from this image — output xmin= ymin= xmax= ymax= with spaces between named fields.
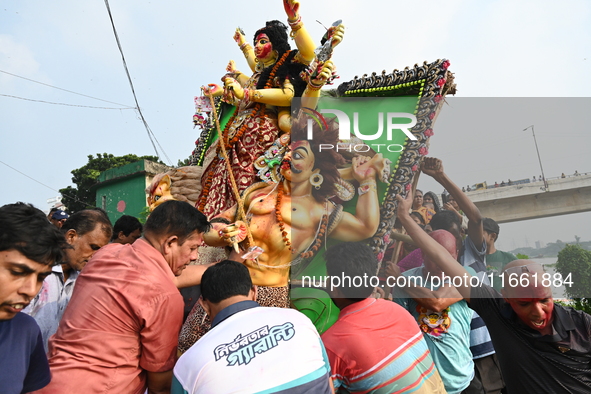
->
xmin=322 ymin=242 xmax=446 ymax=393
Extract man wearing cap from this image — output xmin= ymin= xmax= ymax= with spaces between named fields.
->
xmin=47 ymin=207 xmax=59 ymax=221
xmin=49 ymin=210 xmax=69 ymax=229
xmin=23 ymin=208 xmax=112 ymax=351
xmin=483 ymin=218 xmax=517 ymax=291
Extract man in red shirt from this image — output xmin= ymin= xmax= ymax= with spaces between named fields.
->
xmin=39 ymin=200 xmax=211 ymax=394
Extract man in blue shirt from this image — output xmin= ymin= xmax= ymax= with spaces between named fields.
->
xmin=0 ymin=202 xmax=66 ymax=394
xmin=394 ymin=230 xmax=478 ymax=393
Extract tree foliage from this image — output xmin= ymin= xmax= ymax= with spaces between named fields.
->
xmin=177 ymin=157 xmax=192 ymax=167
xmin=556 ymin=244 xmax=591 ymax=314
xmin=59 ymin=153 xmax=161 ymax=213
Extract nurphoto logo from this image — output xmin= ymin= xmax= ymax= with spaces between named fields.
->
xmin=303 ymin=104 xmax=417 ymax=154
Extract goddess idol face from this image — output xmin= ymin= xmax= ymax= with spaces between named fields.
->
xmin=254 ymin=33 xmax=274 ymax=62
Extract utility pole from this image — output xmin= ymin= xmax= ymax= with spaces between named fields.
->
xmin=523 ymin=125 xmax=548 ymax=191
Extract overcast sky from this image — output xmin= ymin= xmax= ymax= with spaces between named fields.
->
xmin=1 ymin=0 xmax=590 ymax=251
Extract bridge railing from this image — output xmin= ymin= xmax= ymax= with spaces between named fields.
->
xmin=466 ymin=172 xmax=590 ymax=193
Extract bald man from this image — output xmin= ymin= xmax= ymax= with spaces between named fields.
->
xmin=396 ymin=192 xmax=591 ymax=393
xmin=393 ymin=230 xmax=483 ymax=394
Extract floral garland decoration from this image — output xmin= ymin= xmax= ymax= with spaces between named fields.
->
xmin=198 ymin=50 xmax=293 ymax=212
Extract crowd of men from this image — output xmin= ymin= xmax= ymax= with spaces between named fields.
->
xmin=1 ymin=157 xmax=590 ymax=394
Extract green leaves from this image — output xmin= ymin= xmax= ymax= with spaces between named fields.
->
xmin=556 ymin=244 xmax=591 ymax=312
xmin=59 ymin=153 xmax=161 ymax=213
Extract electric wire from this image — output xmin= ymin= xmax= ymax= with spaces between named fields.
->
xmin=0 ymin=160 xmax=103 ymax=212
xmin=0 ymin=69 xmax=135 ymax=108
xmin=103 ymin=0 xmax=173 ymax=165
xmin=0 ymin=94 xmax=136 ymax=110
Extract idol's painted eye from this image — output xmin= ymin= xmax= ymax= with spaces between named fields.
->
xmin=294 ymin=152 xmax=303 ymax=160
xmin=154 ymin=195 xmax=161 ymax=201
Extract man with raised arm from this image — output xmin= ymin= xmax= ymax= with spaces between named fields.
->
xmin=393 ymin=230 xmax=481 ymax=393
xmin=421 ymin=158 xmax=486 ymax=275
xmin=420 ymin=157 xmax=504 ymax=394
xmin=396 ymin=191 xmax=591 ymax=393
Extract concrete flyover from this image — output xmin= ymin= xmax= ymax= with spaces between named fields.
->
xmin=468 ymin=174 xmax=591 ymax=223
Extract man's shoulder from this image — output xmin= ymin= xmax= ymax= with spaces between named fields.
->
xmin=246 ymin=306 xmax=313 ymax=327
xmin=8 ymin=312 xmax=40 ymax=331
xmin=467 ymin=283 xmax=504 ymax=315
xmin=488 ymin=250 xmax=517 ymax=262
xmin=185 ymin=306 xmax=320 ymax=358
xmin=95 ymin=239 xmax=157 ymax=260
xmin=214 ymin=306 xmax=313 ymax=333
xmin=469 ymin=282 xmax=498 ymax=298
xmin=84 ymin=239 xmax=171 ymax=281
xmin=0 ymin=313 xmax=40 ymax=344
xmin=555 ymin=304 xmax=591 ymax=326
xmin=325 ymin=299 xmax=409 ymax=331
xmin=89 ymin=241 xmax=125 ymax=260
xmin=0 ymin=315 xmax=49 ymax=394
xmin=372 ymin=298 xmax=412 ymax=317
xmin=500 ymin=250 xmax=517 ymax=263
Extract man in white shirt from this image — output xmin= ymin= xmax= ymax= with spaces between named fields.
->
xmin=172 ymin=260 xmax=333 ymax=394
